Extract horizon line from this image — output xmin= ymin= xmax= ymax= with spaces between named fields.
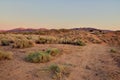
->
xmin=0 ymin=27 xmax=119 ymax=31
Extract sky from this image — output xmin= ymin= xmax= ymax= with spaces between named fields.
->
xmin=0 ymin=0 xmax=120 ymax=30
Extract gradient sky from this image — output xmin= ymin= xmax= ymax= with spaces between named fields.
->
xmin=0 ymin=0 xmax=120 ymax=30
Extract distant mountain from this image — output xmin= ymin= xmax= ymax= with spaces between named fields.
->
xmin=6 ymin=28 xmax=47 ymax=32
xmin=7 ymin=28 xmax=35 ymax=32
xmin=72 ymin=27 xmax=112 ymax=33
xmin=0 ymin=30 xmax=6 ymax=32
xmin=0 ymin=27 xmax=114 ymax=33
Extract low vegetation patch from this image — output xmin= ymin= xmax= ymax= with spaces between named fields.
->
xmin=35 ymin=36 xmax=57 ymax=44
xmin=0 ymin=50 xmax=13 ymax=60
xmin=59 ymin=38 xmax=86 ymax=46
xmin=45 ymin=48 xmax=60 ymax=56
xmin=35 ymin=37 xmax=47 ymax=44
xmin=110 ymin=49 xmax=117 ymax=53
xmin=26 ymin=48 xmax=60 ymax=63
xmin=73 ymin=40 xmax=86 ymax=46
xmin=12 ymin=39 xmax=35 ymax=48
xmin=35 ymin=64 xmax=71 ymax=80
xmin=48 ymin=64 xmax=71 ymax=80
xmin=0 ymin=39 xmax=11 ymax=46
xmin=110 ymin=49 xmax=120 ymax=67
xmin=35 ymin=36 xmax=86 ymax=46
xmin=59 ymin=38 xmax=72 ymax=44
xmin=26 ymin=51 xmax=51 ymax=63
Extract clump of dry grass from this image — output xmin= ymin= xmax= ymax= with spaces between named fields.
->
xmin=45 ymin=48 xmax=60 ymax=56
xmin=35 ymin=37 xmax=47 ymax=44
xmin=59 ymin=38 xmax=86 ymax=46
xmin=35 ymin=36 xmax=57 ymax=44
xmin=26 ymin=48 xmax=60 ymax=63
xmin=73 ymin=40 xmax=86 ymax=46
xmin=35 ymin=64 xmax=71 ymax=80
xmin=59 ymin=38 xmax=73 ymax=44
xmin=110 ymin=49 xmax=120 ymax=67
xmin=110 ymin=49 xmax=117 ymax=53
xmin=48 ymin=64 xmax=71 ymax=80
xmin=12 ymin=39 xmax=35 ymax=48
xmin=0 ymin=37 xmax=14 ymax=46
xmin=0 ymin=50 xmax=13 ymax=60
xmin=1 ymin=39 xmax=11 ymax=46
xmin=26 ymin=35 xmax=33 ymax=40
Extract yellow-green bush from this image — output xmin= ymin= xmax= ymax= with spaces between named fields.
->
xmin=59 ymin=38 xmax=73 ymax=44
xmin=59 ymin=38 xmax=85 ymax=46
xmin=12 ymin=39 xmax=35 ymax=48
xmin=0 ymin=50 xmax=13 ymax=60
xmin=26 ymin=51 xmax=51 ymax=63
xmin=26 ymin=48 xmax=60 ymax=63
xmin=45 ymin=48 xmax=60 ymax=56
xmin=35 ymin=36 xmax=57 ymax=44
xmin=73 ymin=40 xmax=86 ymax=46
xmin=1 ymin=39 xmax=10 ymax=46
xmin=35 ymin=37 xmax=47 ymax=44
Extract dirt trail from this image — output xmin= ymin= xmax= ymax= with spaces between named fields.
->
xmin=67 ymin=44 xmax=120 ymax=80
xmin=0 ymin=44 xmax=120 ymax=80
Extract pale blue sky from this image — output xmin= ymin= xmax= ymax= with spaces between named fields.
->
xmin=0 ymin=0 xmax=120 ymax=30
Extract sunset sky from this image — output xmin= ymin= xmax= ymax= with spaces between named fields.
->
xmin=0 ymin=0 xmax=120 ymax=30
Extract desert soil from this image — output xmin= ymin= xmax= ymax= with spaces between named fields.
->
xmin=0 ymin=44 xmax=120 ymax=80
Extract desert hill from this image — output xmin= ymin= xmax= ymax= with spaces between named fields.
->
xmin=0 ymin=28 xmax=120 ymax=80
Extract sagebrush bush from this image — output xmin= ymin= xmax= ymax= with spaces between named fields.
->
xmin=26 ymin=35 xmax=32 ymax=40
xmin=26 ymin=48 xmax=60 ymax=63
xmin=12 ymin=39 xmax=35 ymax=48
xmin=1 ymin=39 xmax=11 ymax=46
xmin=59 ymin=38 xmax=85 ymax=46
xmin=48 ymin=64 xmax=70 ymax=79
xmin=59 ymin=38 xmax=73 ymax=44
xmin=45 ymin=48 xmax=60 ymax=56
xmin=35 ymin=37 xmax=47 ymax=44
xmin=26 ymin=51 xmax=51 ymax=63
xmin=0 ymin=50 xmax=13 ymax=60
xmin=73 ymin=40 xmax=86 ymax=46
xmin=35 ymin=36 xmax=57 ymax=44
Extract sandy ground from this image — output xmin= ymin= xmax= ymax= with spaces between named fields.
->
xmin=0 ymin=44 xmax=120 ymax=80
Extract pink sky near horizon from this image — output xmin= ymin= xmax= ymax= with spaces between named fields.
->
xmin=0 ymin=24 xmax=120 ymax=30
xmin=0 ymin=0 xmax=120 ymax=30
xmin=0 ymin=24 xmax=119 ymax=30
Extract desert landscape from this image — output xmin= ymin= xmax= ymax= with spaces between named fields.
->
xmin=0 ymin=0 xmax=120 ymax=80
xmin=0 ymin=28 xmax=120 ymax=80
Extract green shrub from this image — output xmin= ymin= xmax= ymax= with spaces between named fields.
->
xmin=45 ymin=48 xmax=60 ymax=56
xmin=35 ymin=36 xmax=57 ymax=44
xmin=59 ymin=38 xmax=85 ymax=46
xmin=1 ymin=39 xmax=11 ymax=46
xmin=26 ymin=48 xmax=60 ymax=63
xmin=73 ymin=40 xmax=86 ymax=46
xmin=0 ymin=50 xmax=13 ymax=60
xmin=12 ymin=39 xmax=35 ymax=48
xmin=61 ymin=40 xmax=72 ymax=44
xmin=48 ymin=64 xmax=70 ymax=79
xmin=26 ymin=51 xmax=51 ymax=63
xmin=46 ymin=37 xmax=57 ymax=44
xmin=59 ymin=38 xmax=73 ymax=44
xmin=35 ymin=37 xmax=47 ymax=44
